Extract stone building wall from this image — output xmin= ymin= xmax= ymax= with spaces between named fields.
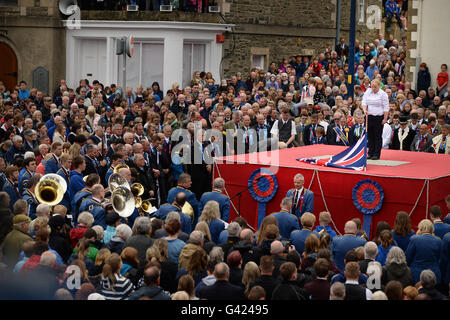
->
xmin=0 ymin=0 xmax=65 ymax=95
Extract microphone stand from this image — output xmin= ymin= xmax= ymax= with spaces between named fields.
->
xmin=229 ymin=177 xmax=263 ymax=231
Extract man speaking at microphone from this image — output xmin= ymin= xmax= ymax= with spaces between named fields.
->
xmin=361 ymin=79 xmax=389 ymax=160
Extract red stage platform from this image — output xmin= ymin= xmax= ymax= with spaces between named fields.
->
xmin=213 ymin=145 xmax=450 ymax=237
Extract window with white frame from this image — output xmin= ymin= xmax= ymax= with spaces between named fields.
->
xmin=252 ymin=54 xmax=266 ymax=69
xmin=182 ymin=43 xmax=206 ymax=88
xmin=118 ymin=41 xmax=164 ymax=90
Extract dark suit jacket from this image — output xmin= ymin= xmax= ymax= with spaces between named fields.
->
xmin=132 ymin=165 xmax=156 ymax=199
xmin=303 ymin=124 xmax=324 ymax=145
xmin=390 ymin=127 xmax=416 ymax=151
xmin=83 ymin=155 xmax=107 ymax=182
xmin=410 ymin=133 xmax=433 ymax=152
xmin=197 ymin=280 xmax=245 ymax=300
xmin=335 ymin=44 xmax=349 ymax=57
xmin=83 ymin=156 xmax=97 ymax=176
xmin=249 ymin=275 xmax=280 ymax=300
xmin=349 ymin=124 xmax=366 ymax=145
xmin=272 ymin=254 xmax=287 ymax=280
xmin=304 ymin=278 xmax=331 ymax=300
xmin=326 ymin=124 xmax=350 ymax=146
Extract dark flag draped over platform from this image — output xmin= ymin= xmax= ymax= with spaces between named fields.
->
xmin=297 ymin=133 xmax=367 ymax=171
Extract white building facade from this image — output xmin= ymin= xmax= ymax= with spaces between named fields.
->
xmin=408 ymin=0 xmax=450 ymax=90
xmin=64 ymin=20 xmax=233 ymax=93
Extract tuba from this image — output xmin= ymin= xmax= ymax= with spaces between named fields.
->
xmin=141 ymin=199 xmax=157 ymax=215
xmin=35 ymin=174 xmax=67 ymax=206
xmin=130 ymin=182 xmax=144 ymax=208
xmin=108 ymin=172 xmax=135 ymax=218
xmin=113 ymin=163 xmax=130 ymax=174
xmin=111 ymin=186 xmax=135 ymax=218
xmin=108 ymin=173 xmax=129 ymax=192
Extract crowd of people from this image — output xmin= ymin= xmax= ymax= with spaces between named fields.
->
xmin=0 ymin=28 xmax=449 ymax=300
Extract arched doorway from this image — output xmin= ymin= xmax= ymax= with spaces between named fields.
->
xmin=0 ymin=42 xmax=18 ymax=92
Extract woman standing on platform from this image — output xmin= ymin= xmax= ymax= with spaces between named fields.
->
xmin=361 ymin=79 xmax=389 ymax=160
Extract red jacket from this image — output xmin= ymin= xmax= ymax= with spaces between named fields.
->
xmin=20 ymin=255 xmax=41 ymax=275
xmin=69 ymin=226 xmax=88 ymax=249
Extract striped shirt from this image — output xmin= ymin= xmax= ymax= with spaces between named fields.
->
xmin=100 ymin=274 xmax=134 ymax=300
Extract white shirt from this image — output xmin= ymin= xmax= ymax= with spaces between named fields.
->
xmin=362 ymin=88 xmax=389 ymax=116
xmin=293 ymin=187 xmax=304 ymax=207
xmin=382 ymin=123 xmax=392 ymax=149
xmin=319 ymin=120 xmax=329 ymax=134
xmin=270 ymin=119 xmax=297 ymax=137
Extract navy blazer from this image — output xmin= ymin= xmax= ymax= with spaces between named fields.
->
xmin=3 ymin=179 xmax=20 ymax=212
xmin=286 ymin=188 xmax=314 ymax=219
xmin=271 ymin=210 xmax=300 ymax=239
xmin=199 ymin=191 xmax=230 ymax=223
xmin=44 ymin=155 xmax=60 ymax=174
xmin=406 ymin=233 xmax=442 ymax=283
xmin=331 ymin=234 xmax=367 ymax=272
xmin=167 ymin=186 xmax=199 ymax=220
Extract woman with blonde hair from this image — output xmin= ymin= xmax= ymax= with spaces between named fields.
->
xmin=191 ymin=71 xmax=202 ymax=87
xmin=199 ymin=200 xmax=225 ymax=244
xmin=194 ymin=221 xmax=215 ymax=252
xmin=145 ymin=239 xmax=178 ymax=293
xmin=406 ymin=219 xmax=442 ymax=284
xmin=242 ymin=261 xmax=260 ymax=297
xmin=89 ymin=248 xmax=111 ymax=277
xmin=163 ymin=111 xmax=180 ymax=131
xmin=171 ymin=290 xmax=190 ymax=300
xmin=85 ymin=105 xmax=100 ymax=129
xmin=32 ymin=110 xmax=42 ymax=128
xmin=68 ymin=144 xmax=81 ymax=169
xmin=99 ymin=253 xmax=134 ymax=300
xmin=52 ymin=123 xmax=66 ymax=144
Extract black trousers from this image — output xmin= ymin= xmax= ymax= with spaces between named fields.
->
xmin=368 ymin=115 xmax=383 ymax=158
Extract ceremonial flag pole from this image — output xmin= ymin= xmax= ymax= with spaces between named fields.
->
xmin=364 ymin=111 xmax=368 ymax=171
